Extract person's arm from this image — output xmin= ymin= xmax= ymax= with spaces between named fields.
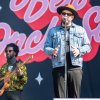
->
xmin=16 ymin=62 xmax=28 ymax=85
xmin=78 ymin=28 xmax=91 ymax=56
xmin=0 ymin=64 xmax=7 ymax=78
xmin=44 ymin=29 xmax=54 ymax=56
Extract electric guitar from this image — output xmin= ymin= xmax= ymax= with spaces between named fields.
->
xmin=0 ymin=56 xmax=33 ymax=96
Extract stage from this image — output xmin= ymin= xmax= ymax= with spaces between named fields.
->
xmin=54 ymin=98 xmax=100 ymax=100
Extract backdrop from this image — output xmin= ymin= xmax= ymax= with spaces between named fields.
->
xmin=0 ymin=0 xmax=100 ymax=100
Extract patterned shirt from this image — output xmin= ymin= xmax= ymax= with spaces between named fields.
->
xmin=0 ymin=60 xmax=28 ymax=91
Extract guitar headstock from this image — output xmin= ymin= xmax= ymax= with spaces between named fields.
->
xmin=23 ymin=55 xmax=34 ymax=64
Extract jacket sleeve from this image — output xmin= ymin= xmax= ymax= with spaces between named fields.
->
xmin=44 ymin=28 xmax=54 ymax=56
xmin=78 ymin=27 xmax=91 ymax=56
xmin=0 ymin=64 xmax=7 ymax=78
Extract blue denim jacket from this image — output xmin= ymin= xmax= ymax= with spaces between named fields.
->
xmin=44 ymin=23 xmax=91 ymax=68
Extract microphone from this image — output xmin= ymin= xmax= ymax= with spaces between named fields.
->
xmin=63 ymin=17 xmax=68 ymax=25
xmin=63 ymin=17 xmax=66 ymax=21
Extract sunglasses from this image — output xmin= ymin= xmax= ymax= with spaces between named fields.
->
xmin=5 ymin=50 xmax=14 ymax=53
xmin=61 ymin=12 xmax=73 ymax=16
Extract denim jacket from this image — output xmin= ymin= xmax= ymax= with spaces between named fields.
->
xmin=44 ymin=23 xmax=91 ymax=68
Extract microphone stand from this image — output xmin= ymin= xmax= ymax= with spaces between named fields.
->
xmin=64 ymin=20 xmax=68 ymax=98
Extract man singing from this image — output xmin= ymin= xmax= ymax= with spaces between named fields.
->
xmin=44 ymin=4 xmax=91 ymax=98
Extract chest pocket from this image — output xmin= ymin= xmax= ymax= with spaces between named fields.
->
xmin=73 ymin=33 xmax=83 ymax=47
xmin=52 ymin=32 xmax=61 ymax=48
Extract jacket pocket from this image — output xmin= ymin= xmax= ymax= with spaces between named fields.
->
xmin=73 ymin=33 xmax=83 ymax=47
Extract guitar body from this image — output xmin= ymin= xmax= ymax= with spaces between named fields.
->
xmin=0 ymin=81 xmax=9 ymax=96
xmin=0 ymin=72 xmax=11 ymax=96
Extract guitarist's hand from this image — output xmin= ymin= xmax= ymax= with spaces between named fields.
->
xmin=16 ymin=67 xmax=23 ymax=77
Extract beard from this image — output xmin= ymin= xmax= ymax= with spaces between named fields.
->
xmin=62 ymin=18 xmax=72 ymax=27
xmin=6 ymin=53 xmax=15 ymax=60
xmin=7 ymin=56 xmax=16 ymax=65
xmin=6 ymin=54 xmax=13 ymax=59
xmin=62 ymin=18 xmax=69 ymax=25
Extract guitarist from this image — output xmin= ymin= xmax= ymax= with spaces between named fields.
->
xmin=0 ymin=43 xmax=28 ymax=100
